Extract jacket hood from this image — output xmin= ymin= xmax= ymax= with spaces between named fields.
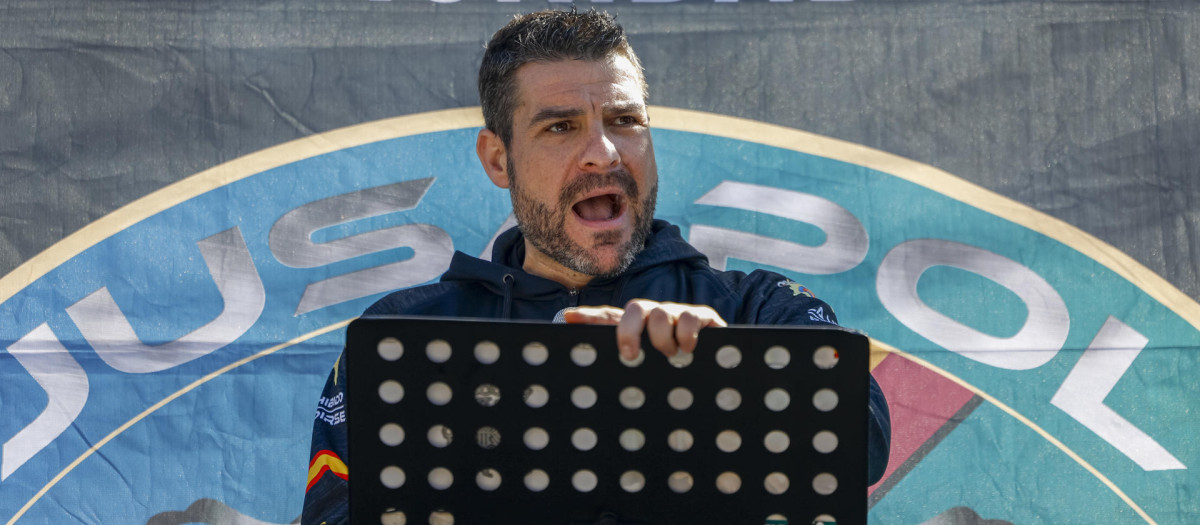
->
xmin=440 ymin=219 xmax=709 ymax=300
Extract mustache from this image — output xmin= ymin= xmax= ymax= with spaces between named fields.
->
xmin=558 ymin=169 xmax=640 ymax=209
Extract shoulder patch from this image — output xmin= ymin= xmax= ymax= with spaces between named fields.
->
xmin=776 ymin=279 xmax=815 ymax=298
xmin=807 ymin=306 xmax=836 ymax=324
xmin=306 ymin=450 xmax=349 ymax=493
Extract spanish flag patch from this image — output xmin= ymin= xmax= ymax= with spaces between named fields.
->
xmin=306 ymin=450 xmax=349 ymax=492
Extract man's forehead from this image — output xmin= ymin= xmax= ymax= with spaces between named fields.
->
xmin=512 ymin=56 xmax=646 ymax=113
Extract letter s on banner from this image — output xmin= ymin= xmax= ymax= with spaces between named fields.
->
xmin=269 ymin=178 xmax=454 ymax=315
xmin=688 ymin=181 xmax=868 ymax=274
xmin=876 ymin=239 xmax=1069 ymax=369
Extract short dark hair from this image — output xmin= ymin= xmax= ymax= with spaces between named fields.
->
xmin=478 ymin=8 xmax=647 ymax=147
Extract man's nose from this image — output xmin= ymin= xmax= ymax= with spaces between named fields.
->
xmin=579 ymin=125 xmax=620 ymax=170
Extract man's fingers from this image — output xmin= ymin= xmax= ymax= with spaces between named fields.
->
xmin=674 ymin=306 xmax=727 ymax=354
xmin=645 ymin=307 xmax=679 ymax=357
xmin=674 ymin=309 xmax=704 ymax=354
xmin=562 ymin=306 xmax=624 ymax=325
xmin=616 ymin=300 xmax=653 ymax=360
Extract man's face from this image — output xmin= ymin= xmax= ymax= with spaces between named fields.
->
xmin=504 ymin=54 xmax=658 ymax=279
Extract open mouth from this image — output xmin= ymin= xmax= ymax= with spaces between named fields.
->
xmin=572 ymin=193 xmax=627 ymax=223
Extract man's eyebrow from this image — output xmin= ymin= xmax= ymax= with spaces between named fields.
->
xmin=605 ymin=102 xmax=646 ymax=116
xmin=528 ymin=107 xmax=584 ymax=128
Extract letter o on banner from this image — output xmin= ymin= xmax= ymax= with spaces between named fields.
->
xmin=877 ymin=239 xmax=1069 ymax=370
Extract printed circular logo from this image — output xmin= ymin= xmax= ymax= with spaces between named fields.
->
xmin=0 ymin=108 xmax=1195 ymax=524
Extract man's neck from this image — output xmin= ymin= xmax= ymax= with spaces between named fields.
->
xmin=521 ymin=240 xmax=593 ymax=291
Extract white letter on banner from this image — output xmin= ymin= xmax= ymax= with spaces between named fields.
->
xmin=3 ymin=324 xmax=89 ymax=480
xmin=1051 ymin=317 xmax=1185 ymax=470
xmin=876 ymin=239 xmax=1069 ymax=369
xmin=269 ymin=178 xmax=453 ymax=315
xmin=66 ymin=227 xmax=266 ymax=374
xmin=480 ymin=214 xmax=519 ymax=261
xmin=688 ymin=181 xmax=868 ymax=273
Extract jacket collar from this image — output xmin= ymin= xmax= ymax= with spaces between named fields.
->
xmin=440 ymin=219 xmax=708 ymax=300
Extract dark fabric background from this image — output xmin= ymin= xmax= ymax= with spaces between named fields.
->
xmin=1 ymin=0 xmax=1196 ymax=300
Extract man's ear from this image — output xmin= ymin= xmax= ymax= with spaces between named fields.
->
xmin=476 ymin=128 xmax=510 ymax=189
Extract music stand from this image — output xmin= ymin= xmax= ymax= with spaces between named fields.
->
xmin=346 ymin=316 xmax=867 ymax=525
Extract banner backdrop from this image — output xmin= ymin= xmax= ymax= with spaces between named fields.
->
xmin=1 ymin=1 xmax=1198 ymax=524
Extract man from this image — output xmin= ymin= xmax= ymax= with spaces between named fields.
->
xmin=303 ymin=8 xmax=889 ymax=524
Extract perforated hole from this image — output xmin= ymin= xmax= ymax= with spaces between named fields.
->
xmin=476 ymin=468 xmax=501 ymax=491
xmin=620 ymin=470 xmax=645 ymax=493
xmin=378 ymin=380 xmax=405 ymax=404
xmin=764 ymin=388 xmax=790 ymax=412
xmin=524 ymin=469 xmax=550 ymax=492
xmin=474 ymin=340 xmax=500 ymax=365
xmin=522 ymin=342 xmax=549 ymax=366
xmin=379 ymin=423 xmax=405 ymax=447
xmin=571 ymin=385 xmax=598 ymax=409
xmin=667 ymin=429 xmax=694 ymax=452
xmin=812 ymin=473 xmax=838 ymax=495
xmin=474 ymin=384 xmax=500 ymax=407
xmin=426 ymin=339 xmax=451 ymax=363
xmin=764 ymin=430 xmax=790 ymax=453
xmin=716 ymin=430 xmax=742 ymax=453
xmin=619 ymin=428 xmax=645 ymax=451
xmin=668 ymin=471 xmax=694 ymax=493
xmin=380 ymin=466 xmax=406 ymax=489
xmin=571 ymin=343 xmax=597 ymax=367
xmin=715 ymin=345 xmax=742 ymax=369
xmin=764 ymin=472 xmax=790 ymax=495
xmin=377 ymin=337 xmax=404 ymax=361
xmin=523 ymin=385 xmax=548 ymax=408
xmin=813 ymin=345 xmax=839 ymax=369
xmin=427 ymin=382 xmax=452 ymax=406
xmin=715 ymin=388 xmax=742 ymax=411
xmin=812 ymin=514 xmax=836 ymax=525
xmin=429 ymin=511 xmax=454 ymax=525
xmin=571 ymin=428 xmax=598 ymax=451
xmin=766 ymin=514 xmax=789 ymax=524
xmin=619 ymin=386 xmax=645 ymax=410
xmin=427 ymin=424 xmax=453 ymax=448
xmin=620 ymin=348 xmax=645 ymax=368
xmin=476 ymin=426 xmax=501 ymax=449
xmin=667 ymin=387 xmax=694 ymax=410
xmin=813 ymin=388 xmax=839 ymax=412
xmin=764 ymin=346 xmax=791 ymax=369
xmin=813 ymin=430 xmax=839 ymax=453
xmin=523 ymin=427 xmax=549 ymax=451
xmin=572 ymin=470 xmax=598 ymax=492
xmin=668 ymin=350 xmax=694 ymax=368
xmin=716 ymin=471 xmax=742 ymax=494
xmin=380 ymin=509 xmax=406 ymax=525
xmin=428 ymin=467 xmax=453 ymax=490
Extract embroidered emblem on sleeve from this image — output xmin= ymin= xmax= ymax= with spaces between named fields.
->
xmin=808 ymin=306 xmax=835 ymax=324
xmin=776 ymin=279 xmax=815 ymax=298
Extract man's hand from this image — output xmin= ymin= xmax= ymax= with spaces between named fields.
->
xmin=562 ymin=299 xmax=727 ymax=361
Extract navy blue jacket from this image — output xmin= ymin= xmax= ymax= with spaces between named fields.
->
xmin=302 ymin=220 xmax=891 ymax=525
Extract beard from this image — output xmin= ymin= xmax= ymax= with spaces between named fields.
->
xmin=508 ymin=159 xmax=657 ymax=279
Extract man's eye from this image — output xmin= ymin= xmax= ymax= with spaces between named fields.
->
xmin=615 ymin=116 xmax=642 ymax=126
xmin=547 ymin=122 xmax=570 ymax=133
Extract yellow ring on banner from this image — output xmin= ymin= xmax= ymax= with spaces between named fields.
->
xmin=2 ymin=106 xmax=1198 ymax=337
xmin=1 ymin=107 xmax=1178 ymax=524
